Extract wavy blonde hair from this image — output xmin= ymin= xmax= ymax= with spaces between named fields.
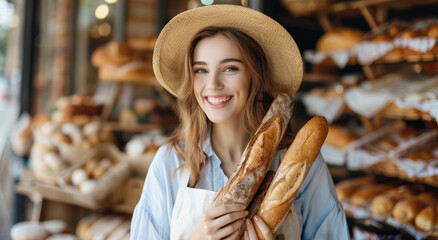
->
xmin=168 ymin=27 xmax=292 ymax=187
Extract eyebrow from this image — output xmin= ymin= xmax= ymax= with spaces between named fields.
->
xmin=192 ymin=58 xmax=244 ymax=66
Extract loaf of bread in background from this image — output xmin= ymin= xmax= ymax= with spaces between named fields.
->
xmin=351 ymin=185 xmax=393 ymax=207
xmin=212 ymin=94 xmax=294 ymax=207
xmin=325 ymin=125 xmax=356 ymax=149
xmin=238 ymin=170 xmax=276 ymax=238
xmin=316 ymin=28 xmax=365 ymax=51
xmin=392 ymin=198 xmax=427 ymax=223
xmin=370 ymin=185 xmax=417 ymax=216
xmin=335 ymin=176 xmax=375 ymax=202
xmin=255 ymin=116 xmax=328 ymax=238
xmin=415 ymin=205 xmax=438 ymax=232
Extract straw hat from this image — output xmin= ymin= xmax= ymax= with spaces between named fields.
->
xmin=153 ymin=4 xmax=303 ymax=98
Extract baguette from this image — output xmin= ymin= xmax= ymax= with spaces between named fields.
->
xmin=415 ymin=205 xmax=438 ymax=232
xmin=212 ymin=94 xmax=294 ymax=207
xmin=238 ymin=170 xmax=276 ymax=238
xmin=255 ymin=116 xmax=328 ymax=238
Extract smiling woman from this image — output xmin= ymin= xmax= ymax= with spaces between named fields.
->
xmin=131 ymin=4 xmax=349 ymax=240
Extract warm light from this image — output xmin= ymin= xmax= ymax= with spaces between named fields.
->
xmin=95 ymin=4 xmax=109 ymax=20
xmin=105 ymin=0 xmax=118 ymax=4
xmin=9 ymin=15 xmax=19 ymax=28
xmin=241 ymin=0 xmax=248 ymax=6
xmin=98 ymin=22 xmax=112 ymax=37
xmin=201 ymin=0 xmax=214 ymax=5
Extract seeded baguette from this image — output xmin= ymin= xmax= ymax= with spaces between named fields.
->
xmin=212 ymin=94 xmax=294 ymax=207
xmin=255 ymin=116 xmax=328 ymax=238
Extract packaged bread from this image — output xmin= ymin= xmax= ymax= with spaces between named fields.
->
xmin=254 ymin=116 xmax=328 ymax=238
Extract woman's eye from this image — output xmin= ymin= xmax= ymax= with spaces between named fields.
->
xmin=224 ymin=66 xmax=238 ymax=72
xmin=194 ymin=68 xmax=207 ymax=74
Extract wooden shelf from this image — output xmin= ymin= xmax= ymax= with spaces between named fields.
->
xmin=303 ymin=73 xmax=339 ymax=83
xmin=104 ymin=122 xmax=173 ymax=132
xmin=15 ymin=170 xmax=138 ymax=215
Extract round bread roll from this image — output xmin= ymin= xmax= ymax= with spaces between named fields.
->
xmin=41 ymin=219 xmax=69 ymax=235
xmin=43 ymin=152 xmax=67 ymax=172
xmin=10 ymin=221 xmax=49 ymax=240
xmin=316 ymin=28 xmax=365 ymax=51
xmin=427 ymin=24 xmax=438 ymax=38
xmin=392 ymin=198 xmax=426 ymax=223
xmin=79 ymin=179 xmax=97 ymax=194
xmin=71 ymin=168 xmax=89 ymax=186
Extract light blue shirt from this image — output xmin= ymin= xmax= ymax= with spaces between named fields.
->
xmin=131 ymin=132 xmax=350 ymax=239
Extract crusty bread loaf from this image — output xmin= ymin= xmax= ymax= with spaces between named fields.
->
xmin=370 ymin=185 xmax=417 ymax=216
xmin=91 ymin=41 xmax=133 ymax=67
xmin=415 ymin=205 xmax=438 ymax=232
xmin=350 ymin=185 xmax=393 ymax=207
xmin=212 ymin=94 xmax=294 ymax=207
xmin=316 ymin=28 xmax=365 ymax=51
xmin=238 ymin=170 xmax=276 ymax=238
xmin=392 ymin=198 xmax=427 ymax=223
xmin=255 ymin=116 xmax=328 ymax=238
xmin=325 ymin=125 xmax=356 ymax=149
xmin=335 ymin=176 xmax=375 ymax=202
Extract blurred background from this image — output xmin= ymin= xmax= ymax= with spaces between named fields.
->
xmin=1 ymin=0 xmax=438 ymax=239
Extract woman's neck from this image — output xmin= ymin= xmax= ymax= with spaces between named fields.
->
xmin=211 ymin=122 xmax=251 ymax=177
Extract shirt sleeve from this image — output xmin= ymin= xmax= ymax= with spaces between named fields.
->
xmin=131 ymin=145 xmax=181 ymax=240
xmin=294 ymin=153 xmax=350 ymax=240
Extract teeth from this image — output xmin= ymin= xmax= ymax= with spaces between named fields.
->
xmin=207 ymin=97 xmax=231 ymax=105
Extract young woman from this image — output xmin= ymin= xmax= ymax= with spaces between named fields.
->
xmin=131 ymin=5 xmax=349 ymax=240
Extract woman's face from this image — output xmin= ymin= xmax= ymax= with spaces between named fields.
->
xmin=193 ymin=34 xmax=251 ymax=125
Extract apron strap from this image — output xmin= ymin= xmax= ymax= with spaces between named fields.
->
xmin=178 ymin=167 xmax=191 ymax=192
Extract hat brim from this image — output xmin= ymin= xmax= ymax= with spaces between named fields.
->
xmin=153 ymin=5 xmax=303 ymax=98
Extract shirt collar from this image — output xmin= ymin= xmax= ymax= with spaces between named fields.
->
xmin=203 ymin=122 xmax=215 ymax=158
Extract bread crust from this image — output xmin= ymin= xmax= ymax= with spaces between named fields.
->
xmin=255 ymin=116 xmax=329 ymax=238
xmin=212 ymin=94 xmax=294 ymax=207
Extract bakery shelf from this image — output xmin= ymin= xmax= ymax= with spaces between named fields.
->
xmin=302 ymin=73 xmax=340 ymax=83
xmin=104 ymin=122 xmax=174 ymax=132
xmin=15 ymin=169 xmax=138 ymax=214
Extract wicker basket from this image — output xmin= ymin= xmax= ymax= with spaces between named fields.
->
xmin=281 ymin=0 xmax=328 ymax=17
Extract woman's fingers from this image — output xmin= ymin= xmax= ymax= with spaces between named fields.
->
xmin=209 ymin=207 xmax=248 ymax=230
xmin=215 ymin=218 xmax=245 ymax=239
xmin=205 ymin=204 xmax=246 ymax=220
xmin=253 ymin=216 xmax=275 ymax=240
xmin=209 ymin=187 xmax=223 ymax=206
xmin=245 ymin=219 xmax=258 ymax=240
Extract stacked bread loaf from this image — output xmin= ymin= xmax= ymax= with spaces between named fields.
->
xmin=91 ymin=38 xmax=157 ymax=84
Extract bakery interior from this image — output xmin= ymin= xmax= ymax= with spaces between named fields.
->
xmin=1 ymin=0 xmax=438 ymax=239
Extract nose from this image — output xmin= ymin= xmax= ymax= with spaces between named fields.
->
xmin=206 ymin=71 xmax=223 ymax=90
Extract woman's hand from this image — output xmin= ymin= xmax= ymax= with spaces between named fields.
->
xmin=244 ymin=211 xmax=293 ymax=240
xmin=188 ymin=188 xmax=249 ymax=240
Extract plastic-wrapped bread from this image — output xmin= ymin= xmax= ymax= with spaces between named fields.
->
xmin=255 ymin=116 xmax=328 ymax=238
xmin=212 ymin=94 xmax=294 ymax=207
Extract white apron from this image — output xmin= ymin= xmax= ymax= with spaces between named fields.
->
xmin=170 ymin=169 xmax=301 ymax=240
